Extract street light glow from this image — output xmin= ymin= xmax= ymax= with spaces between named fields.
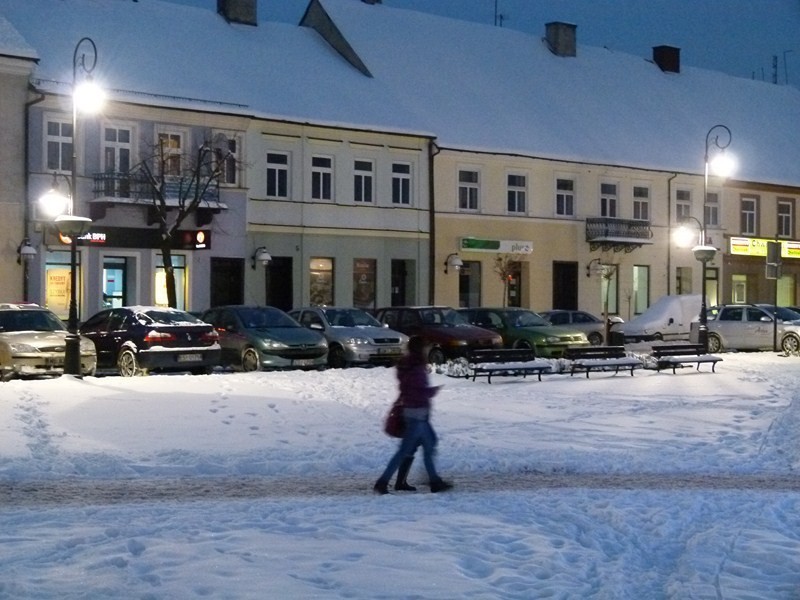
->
xmin=73 ymin=79 xmax=105 ymax=114
xmin=709 ymin=152 xmax=735 ymax=178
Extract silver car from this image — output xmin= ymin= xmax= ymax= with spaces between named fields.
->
xmin=0 ymin=303 xmax=97 ymax=380
xmin=290 ymin=307 xmax=408 ymax=368
xmin=706 ymin=304 xmax=800 ymax=353
xmin=539 ymin=309 xmax=623 ymax=345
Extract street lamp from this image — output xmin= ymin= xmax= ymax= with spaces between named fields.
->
xmin=693 ymin=124 xmax=734 ymax=352
xmin=39 ymin=38 xmax=104 ymax=376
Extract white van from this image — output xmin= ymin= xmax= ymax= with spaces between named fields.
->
xmin=611 ymin=294 xmax=702 ymax=342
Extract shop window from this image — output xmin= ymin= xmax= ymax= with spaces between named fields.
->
xmin=310 ymin=257 xmax=334 ymax=306
xmin=353 ymin=258 xmax=376 ymax=309
xmin=155 ymin=254 xmax=186 ymax=310
xmin=44 ymin=250 xmax=81 ymax=321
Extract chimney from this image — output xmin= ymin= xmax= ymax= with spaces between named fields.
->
xmin=545 ymin=22 xmax=576 ymax=57
xmin=653 ymin=45 xmax=680 ymax=73
xmin=217 ymin=0 xmax=257 ymax=26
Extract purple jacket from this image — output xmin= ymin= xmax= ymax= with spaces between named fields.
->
xmin=396 ymin=354 xmax=438 ymax=410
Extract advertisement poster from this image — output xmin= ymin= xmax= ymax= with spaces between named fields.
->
xmin=45 ymin=268 xmax=71 ymax=319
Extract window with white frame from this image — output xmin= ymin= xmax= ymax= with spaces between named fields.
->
xmin=46 ymin=119 xmax=73 ymax=173
xmin=354 ymin=160 xmax=374 ymax=203
xmin=704 ymin=191 xmax=720 ymax=228
xmin=102 ymin=125 xmax=132 ymax=198
xmin=778 ymin=198 xmax=794 ymax=238
xmin=600 ymin=183 xmax=617 ymax=217
xmin=157 ymin=131 xmax=183 ymax=177
xmin=633 ymin=185 xmax=650 ymax=221
xmin=676 ymin=189 xmax=692 ymax=222
xmin=555 ymin=178 xmax=575 ymax=216
xmin=391 ymin=162 xmax=411 ymax=205
xmin=214 ymin=135 xmax=239 ymax=186
xmin=507 ymin=173 xmax=526 ymax=214
xmin=311 ymin=155 xmax=333 ymax=201
xmin=458 ymin=169 xmax=479 ymax=211
xmin=740 ymin=196 xmax=758 ymax=235
xmin=266 ymin=152 xmax=289 ymax=199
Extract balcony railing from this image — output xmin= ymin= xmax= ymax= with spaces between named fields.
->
xmin=585 ymin=217 xmax=653 ymax=251
xmin=92 ymin=172 xmax=220 ymax=204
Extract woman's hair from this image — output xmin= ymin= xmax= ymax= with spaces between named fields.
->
xmin=407 ymin=335 xmax=427 ymax=356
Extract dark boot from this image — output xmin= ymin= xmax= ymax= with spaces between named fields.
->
xmin=373 ymin=479 xmax=389 ymax=495
xmin=430 ymin=479 xmax=453 ymax=493
xmin=394 ymin=456 xmax=416 ymax=491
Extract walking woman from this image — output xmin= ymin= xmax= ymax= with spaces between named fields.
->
xmin=374 ymin=336 xmax=452 ymax=494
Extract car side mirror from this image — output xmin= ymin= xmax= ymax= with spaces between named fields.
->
xmin=309 ymin=323 xmax=324 ymax=330
xmin=668 ymin=317 xmax=674 ymax=325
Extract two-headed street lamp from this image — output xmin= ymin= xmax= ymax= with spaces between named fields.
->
xmin=675 ymin=124 xmax=735 ymax=352
xmin=38 ymin=37 xmax=104 ymax=376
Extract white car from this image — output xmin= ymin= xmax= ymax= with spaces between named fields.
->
xmin=706 ymin=304 xmax=800 ymax=353
xmin=290 ymin=307 xmax=408 ymax=368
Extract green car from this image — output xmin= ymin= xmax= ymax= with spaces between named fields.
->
xmin=458 ymin=307 xmax=589 ymax=358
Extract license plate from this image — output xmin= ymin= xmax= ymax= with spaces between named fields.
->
xmin=294 ymin=358 xmax=314 ymax=366
xmin=177 ymin=353 xmax=202 ymax=363
xmin=377 ymin=348 xmax=401 ymax=355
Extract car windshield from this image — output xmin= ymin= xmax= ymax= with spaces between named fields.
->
xmin=420 ymin=308 xmax=469 ymax=326
xmin=0 ymin=310 xmax=67 ymax=333
xmin=138 ymin=309 xmax=203 ymax=326
xmin=506 ymin=310 xmax=551 ymax=327
xmin=322 ymin=308 xmax=381 ymax=327
xmin=762 ymin=306 xmax=800 ymax=322
xmin=238 ymin=307 xmax=299 ymax=328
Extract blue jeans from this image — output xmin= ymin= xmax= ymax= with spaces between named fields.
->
xmin=378 ymin=416 xmax=440 ymax=484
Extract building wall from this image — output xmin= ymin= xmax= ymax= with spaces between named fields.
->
xmin=0 ymin=56 xmax=36 ymax=302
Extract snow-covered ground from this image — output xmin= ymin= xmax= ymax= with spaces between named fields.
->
xmin=1 ymin=352 xmax=799 ymax=598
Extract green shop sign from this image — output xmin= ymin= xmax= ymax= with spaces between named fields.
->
xmin=460 ymin=238 xmax=533 ymax=254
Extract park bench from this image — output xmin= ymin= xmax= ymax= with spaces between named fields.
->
xmin=466 ymin=348 xmax=552 ymax=383
xmin=650 ymin=344 xmax=723 ymax=374
xmin=563 ymin=346 xmax=643 ymax=378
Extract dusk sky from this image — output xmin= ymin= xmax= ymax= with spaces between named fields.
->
xmin=165 ymin=0 xmax=800 ymax=87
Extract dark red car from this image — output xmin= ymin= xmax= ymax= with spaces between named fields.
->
xmin=373 ymin=306 xmax=502 ymax=364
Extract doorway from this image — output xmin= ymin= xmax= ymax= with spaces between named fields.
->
xmin=552 ymin=261 xmax=578 ymax=310
xmin=210 ymin=257 xmax=244 ymax=308
xmin=103 ymin=257 xmax=129 ymax=308
xmin=266 ymin=256 xmax=293 ymax=311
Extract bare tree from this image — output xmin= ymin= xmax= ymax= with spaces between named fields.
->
xmin=134 ymin=134 xmax=234 ymax=308
xmin=493 ymin=254 xmax=522 ymax=307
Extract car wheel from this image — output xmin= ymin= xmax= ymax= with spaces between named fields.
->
xmin=513 ymin=339 xmax=534 ymax=351
xmin=427 ymin=347 xmax=445 ymax=365
xmin=653 ymin=333 xmax=663 ymax=341
xmin=707 ymin=333 xmax=722 ymax=353
xmin=117 ymin=348 xmax=141 ymax=377
xmin=780 ymin=334 xmax=800 ymax=354
xmin=241 ymin=347 xmax=261 ymax=372
xmin=587 ymin=332 xmax=603 ymax=346
xmin=328 ymin=345 xmax=348 ymax=369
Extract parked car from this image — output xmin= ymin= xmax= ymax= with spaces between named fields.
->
xmin=79 ymin=306 xmax=220 ymax=376
xmin=373 ymin=306 xmax=502 ymax=364
xmin=612 ymin=294 xmax=701 ymax=342
xmin=289 ymin=306 xmax=408 ymax=368
xmin=539 ymin=309 xmax=623 ymax=345
xmin=0 ymin=303 xmax=97 ymax=380
xmin=705 ymin=304 xmax=800 ymax=353
xmin=458 ymin=307 xmax=589 ymax=358
xmin=201 ymin=305 xmax=328 ymax=371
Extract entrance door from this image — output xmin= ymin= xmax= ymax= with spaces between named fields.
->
xmin=103 ymin=257 xmax=128 ymax=308
xmin=552 ymin=261 xmax=578 ymax=310
xmin=210 ymin=257 xmax=244 ymax=308
xmin=266 ymin=256 xmax=293 ymax=311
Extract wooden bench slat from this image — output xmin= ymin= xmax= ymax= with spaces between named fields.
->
xmin=467 ymin=348 xmax=552 ymax=383
xmin=563 ymin=345 xmax=642 ymax=378
xmin=650 ymin=344 xmax=723 ymax=374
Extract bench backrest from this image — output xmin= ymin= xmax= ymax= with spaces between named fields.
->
xmin=563 ymin=346 xmax=626 ymax=360
xmin=469 ymin=348 xmax=537 ymax=363
xmin=651 ymin=344 xmax=705 ymax=357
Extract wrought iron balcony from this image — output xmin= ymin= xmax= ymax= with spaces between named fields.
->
xmin=585 ymin=217 xmax=653 ymax=252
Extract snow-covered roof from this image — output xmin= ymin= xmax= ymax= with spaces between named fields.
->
xmin=0 ymin=0 xmax=798 ymax=187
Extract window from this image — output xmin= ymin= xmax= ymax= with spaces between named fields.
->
xmin=266 ymin=152 xmax=289 ymax=198
xmin=675 ymin=266 xmax=693 ymax=295
xmin=632 ymin=265 xmax=649 ymax=315
xmin=353 ymin=258 xmax=376 ymax=309
xmin=704 ymin=191 xmax=720 ymax=228
xmin=353 ymin=160 xmax=374 ymax=203
xmin=556 ymin=178 xmax=575 ymax=216
xmin=740 ymin=196 xmax=758 ymax=235
xmin=155 ymin=254 xmax=186 ymax=310
xmin=600 ymin=183 xmax=617 ymax=217
xmin=676 ymin=189 xmax=692 ymax=222
xmin=309 ymin=257 xmax=334 ymax=305
xmin=458 ymin=260 xmax=481 ymax=308
xmin=46 ymin=120 xmax=73 ymax=172
xmin=158 ymin=132 xmax=183 ymax=177
xmin=507 ymin=174 xmax=526 ymax=214
xmin=311 ymin=155 xmax=333 ymax=201
xmin=599 ymin=264 xmax=618 ymax=314
xmin=215 ymin=136 xmax=238 ymax=186
xmin=102 ymin=125 xmax=132 ymax=197
xmin=458 ymin=169 xmax=479 ymax=211
xmin=392 ymin=162 xmax=411 ymax=205
xmin=778 ymin=198 xmax=794 ymax=238
xmin=633 ymin=186 xmax=650 ymax=221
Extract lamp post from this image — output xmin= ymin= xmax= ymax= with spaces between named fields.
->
xmin=40 ymin=38 xmax=103 ymax=375
xmin=694 ymin=124 xmax=733 ymax=352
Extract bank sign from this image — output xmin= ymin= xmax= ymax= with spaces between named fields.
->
xmin=460 ymin=238 xmax=533 ymax=254
xmin=729 ymin=237 xmax=800 ymax=259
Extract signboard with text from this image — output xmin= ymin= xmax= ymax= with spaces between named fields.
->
xmin=729 ymin=237 xmax=800 ymax=259
xmin=460 ymin=238 xmax=533 ymax=254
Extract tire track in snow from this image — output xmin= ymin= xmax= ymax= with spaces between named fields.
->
xmin=2 ymin=471 xmax=799 ymax=507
